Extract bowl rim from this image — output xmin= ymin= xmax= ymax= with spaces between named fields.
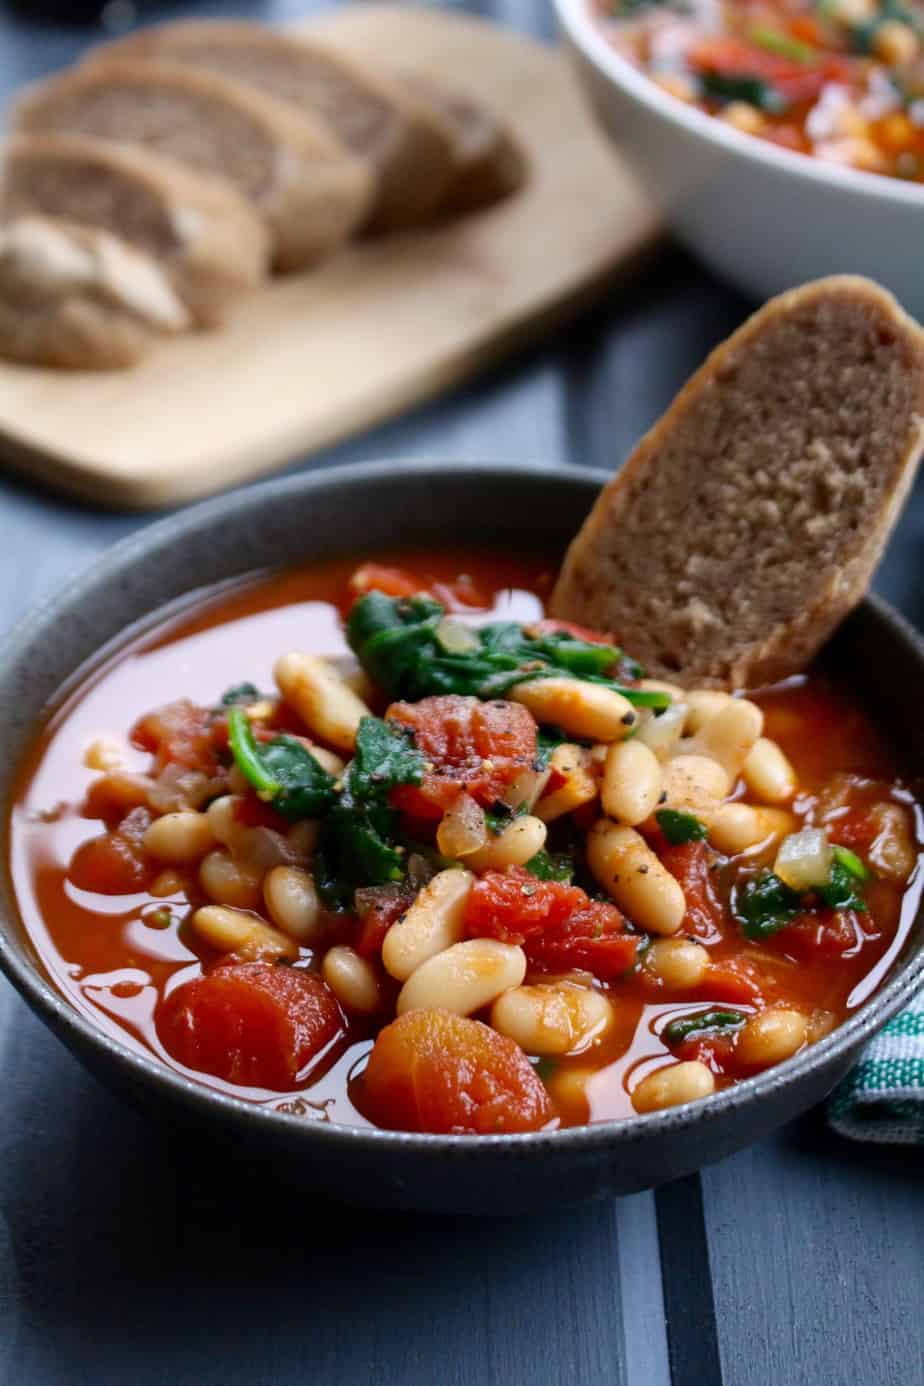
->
xmin=1 ymin=457 xmax=922 ymax=1155
xmin=555 ymin=0 xmax=924 ymax=211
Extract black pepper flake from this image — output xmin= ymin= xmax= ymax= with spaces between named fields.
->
xmin=621 ymin=712 xmax=636 ymax=726
xmin=658 ymin=791 xmax=668 ymax=804
xmin=637 ymin=865 xmax=649 ymax=875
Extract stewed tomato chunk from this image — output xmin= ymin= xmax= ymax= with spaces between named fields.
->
xmin=464 ymin=867 xmax=641 ymax=979
xmin=131 ymin=698 xmax=220 ymax=776
xmin=387 ymin=694 xmax=538 ymax=818
xmin=69 ymin=806 xmax=154 ymax=895
xmin=362 ymin=1009 xmax=555 ymax=1134
xmin=157 ymin=963 xmax=344 ymax=1091
xmin=658 ymin=842 xmax=727 ymax=944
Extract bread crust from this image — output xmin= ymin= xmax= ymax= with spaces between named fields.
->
xmin=0 ymin=133 xmax=270 ymax=326
xmin=401 ymin=76 xmax=528 ymax=219
xmin=83 ymin=19 xmax=457 ymax=232
xmin=13 ymin=59 xmax=372 ymax=271
xmin=551 ymin=277 xmax=924 ymax=689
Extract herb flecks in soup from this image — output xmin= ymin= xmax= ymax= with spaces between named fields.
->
xmin=9 ymin=553 xmax=922 ymax=1134
xmin=592 ymin=0 xmax=924 ymax=183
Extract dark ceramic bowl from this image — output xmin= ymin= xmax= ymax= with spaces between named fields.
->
xmin=1 ymin=462 xmax=922 ymax=1214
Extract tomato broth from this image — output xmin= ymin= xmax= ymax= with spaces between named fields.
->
xmin=7 ymin=551 xmax=922 ymax=1134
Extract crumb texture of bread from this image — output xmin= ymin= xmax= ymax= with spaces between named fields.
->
xmin=12 ymin=60 xmax=372 ymax=271
xmin=551 ymin=277 xmax=924 ymax=688
xmin=83 ymin=19 xmax=458 ymax=230
xmin=0 ymin=133 xmax=270 ymax=326
xmin=0 ymin=216 xmax=190 ymax=369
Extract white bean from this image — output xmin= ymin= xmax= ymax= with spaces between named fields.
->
xmin=150 ymin=869 xmax=187 ymax=898
xmin=83 ymin=737 xmax=123 ymax=771
xmin=693 ymin=699 xmax=764 ymax=779
xmin=710 ymin=804 xmax=796 ymax=854
xmin=631 ymin=1060 xmax=715 ymax=1113
xmin=644 ymin=938 xmax=709 ymax=989
xmin=263 ymin=865 xmax=322 ymax=943
xmin=190 ymin=904 xmax=298 ymax=962
xmin=742 ymin=738 xmax=797 ymax=804
xmin=491 ymin=983 xmax=614 ymax=1055
xmin=533 ymin=745 xmax=598 ymax=823
xmin=274 ymin=651 xmax=371 ymax=753
xmin=511 ymin=677 xmax=639 ymax=742
xmin=396 ymin=938 xmax=526 ymax=1016
xmin=736 ymin=1008 xmax=807 ymax=1066
xmin=546 ymin=1065 xmax=596 ymax=1117
xmin=198 ymin=849 xmax=263 ymax=911
xmin=587 ymin=821 xmax=685 ymax=935
xmin=143 ymin=811 xmax=214 ymax=864
xmin=322 ymin=946 xmax=380 ymax=1014
xmin=684 ymin=690 xmax=731 ymax=733
xmin=381 ymin=868 xmax=473 ymax=982
xmin=466 ymin=815 xmax=547 ymax=871
xmin=601 ymin=740 xmax=663 ymax=826
xmin=206 ymin=795 xmax=241 ymax=848
xmin=661 ymin=754 xmax=731 ymax=814
xmin=287 ymin=819 xmax=320 ymax=859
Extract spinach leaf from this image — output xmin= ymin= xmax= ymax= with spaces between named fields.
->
xmin=315 ymin=801 xmax=406 ymax=906
xmin=656 ymin=809 xmax=708 ymax=845
xmin=832 ymin=844 xmax=872 ymax=881
xmin=818 ymin=859 xmax=868 ymax=912
xmin=220 ymin=681 xmax=264 ymax=707
xmin=484 ymin=803 xmax=516 ymax=836
xmin=733 ymin=871 xmax=802 ymax=939
xmin=346 ymin=593 xmax=670 ymax=707
xmin=733 ymin=850 xmax=869 ymax=942
xmin=525 ymin=849 xmax=576 ymax=883
xmin=664 ymin=1008 xmax=747 ymax=1045
xmin=350 ymin=716 xmax=425 ymax=798
xmin=749 ymin=25 xmax=815 ymax=61
xmin=701 ymin=71 xmax=788 ymax=113
xmin=227 ymin=708 xmax=336 ymax=821
xmin=535 ymin=726 xmax=595 ymax=769
xmin=314 ymin=715 xmax=425 ymax=908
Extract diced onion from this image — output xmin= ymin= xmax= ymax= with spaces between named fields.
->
xmin=435 ymin=618 xmax=480 ymax=654
xmin=774 ymin=829 xmax=833 ymax=892
xmin=636 ymin=702 xmax=687 ymax=760
xmin=498 ymin=766 xmax=552 ymax=811
xmin=436 ymin=793 xmax=488 ymax=858
xmin=233 ymin=826 xmax=299 ymax=872
xmin=148 ymin=765 xmax=223 ymax=813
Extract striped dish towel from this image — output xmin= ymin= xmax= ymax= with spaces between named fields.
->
xmin=828 ymin=1004 xmax=924 ymax=1144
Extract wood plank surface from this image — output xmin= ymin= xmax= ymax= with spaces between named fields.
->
xmin=0 ymin=3 xmax=658 ymax=507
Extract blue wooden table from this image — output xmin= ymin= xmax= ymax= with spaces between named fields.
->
xmin=0 ymin=3 xmax=921 ymax=1383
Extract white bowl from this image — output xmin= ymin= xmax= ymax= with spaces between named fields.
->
xmin=555 ymin=0 xmax=924 ymax=315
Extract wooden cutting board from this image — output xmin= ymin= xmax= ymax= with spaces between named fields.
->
xmin=0 ymin=5 xmax=660 ymax=509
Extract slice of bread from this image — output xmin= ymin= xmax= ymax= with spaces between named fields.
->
xmin=0 ymin=133 xmax=269 ymax=326
xmin=402 ymin=77 xmax=527 ymax=219
xmin=12 ymin=60 xmax=372 ymax=271
xmin=83 ymin=19 xmax=458 ymax=232
xmin=0 ymin=215 xmax=190 ymax=369
xmin=551 ymin=276 xmax=924 ymax=689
